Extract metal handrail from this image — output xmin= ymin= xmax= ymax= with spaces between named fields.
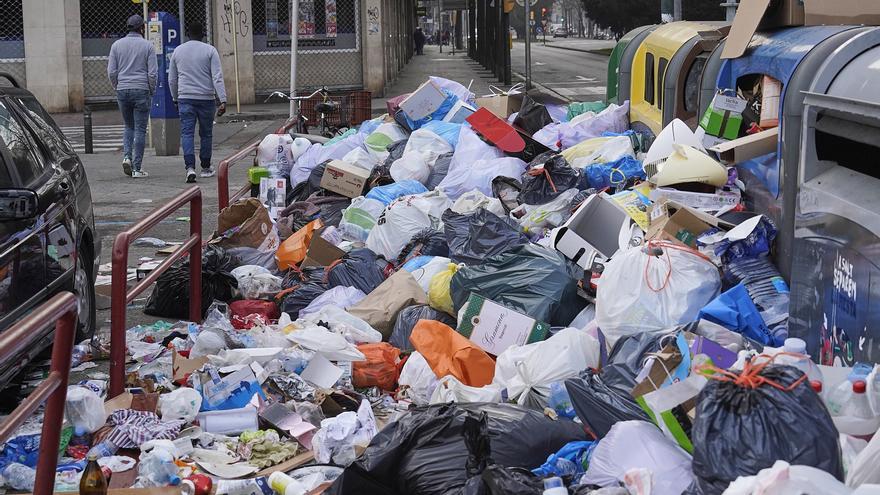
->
xmin=0 ymin=292 xmax=78 ymax=495
xmin=109 ymin=186 xmax=203 ymax=398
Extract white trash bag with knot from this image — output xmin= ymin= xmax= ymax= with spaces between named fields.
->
xmin=65 ymin=385 xmax=108 ymax=435
xmin=596 ymin=241 xmax=721 ymax=345
xmin=231 ymin=265 xmax=283 ymax=299
xmin=158 ymin=387 xmax=202 ymax=423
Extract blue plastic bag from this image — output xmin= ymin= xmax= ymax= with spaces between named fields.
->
xmin=712 ymin=215 xmax=777 ymax=264
xmin=548 ymin=381 xmax=577 ymax=419
xmin=421 ymin=121 xmax=463 ymax=148
xmin=403 ymin=92 xmax=459 ymax=130
xmin=698 ymin=283 xmax=781 ymax=346
xmin=365 ymin=179 xmax=428 ymax=205
xmin=583 ymin=155 xmax=645 ymax=190
xmin=531 ymin=440 xmax=596 ymax=480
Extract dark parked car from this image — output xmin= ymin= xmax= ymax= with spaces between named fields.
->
xmin=0 ymin=74 xmax=98 ymax=389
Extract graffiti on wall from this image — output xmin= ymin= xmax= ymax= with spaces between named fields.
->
xmin=367 ymin=5 xmax=380 ymax=35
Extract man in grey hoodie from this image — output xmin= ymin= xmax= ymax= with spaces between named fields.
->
xmin=107 ymin=14 xmax=157 ymax=178
xmin=169 ymin=21 xmax=227 ymax=183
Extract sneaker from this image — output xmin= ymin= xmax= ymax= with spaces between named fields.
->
xmin=132 ymin=170 xmax=149 ymax=178
xmin=122 ymin=157 xmax=132 ymax=176
xmin=200 ymin=167 xmax=216 ymax=178
xmin=186 ymin=168 xmax=197 ymax=183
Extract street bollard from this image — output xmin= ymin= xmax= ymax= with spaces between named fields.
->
xmin=83 ymin=106 xmax=93 ymax=155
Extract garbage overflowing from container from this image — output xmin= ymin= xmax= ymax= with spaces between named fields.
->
xmin=5 ymin=75 xmax=880 ymax=495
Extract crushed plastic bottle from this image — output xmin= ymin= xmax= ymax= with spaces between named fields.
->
xmin=725 ymin=256 xmax=790 ymax=342
xmin=136 ymin=447 xmax=181 ymax=487
xmin=548 ymin=381 xmax=577 ymax=419
xmin=2 ymin=463 xmax=36 ymax=491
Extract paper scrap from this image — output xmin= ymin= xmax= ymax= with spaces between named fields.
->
xmin=300 ymin=355 xmax=343 ymax=389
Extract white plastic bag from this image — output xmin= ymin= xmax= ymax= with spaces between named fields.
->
xmin=564 ymin=135 xmax=635 ymax=169
xmin=596 ymin=243 xmax=721 ymax=345
xmin=398 ymin=351 xmax=440 ymax=406
xmin=65 ymin=385 xmax=107 ymax=435
xmin=339 ymin=196 xmax=386 ymax=242
xmin=584 ymin=420 xmax=694 ymax=495
xmin=231 ymin=265 xmax=283 ymax=299
xmin=430 ymin=375 xmax=503 ymax=404
xmin=291 ymin=137 xmax=311 ymax=161
xmin=302 ymin=305 xmax=383 ymax=344
xmin=408 ymin=256 xmax=452 ymax=293
xmin=158 ymin=387 xmax=202 ymax=423
xmin=390 ymin=129 xmax=453 ymax=184
xmin=364 ymin=122 xmax=408 ymax=161
xmin=299 ymin=286 xmax=367 ymax=317
xmin=257 ymin=134 xmax=294 ymax=173
xmin=286 ymin=324 xmax=366 ymax=361
xmin=451 ymin=190 xmax=506 ymax=217
xmin=366 ymin=190 xmax=452 ymax=260
xmin=494 ymin=327 xmax=601 ymax=408
xmin=559 ymin=102 xmax=630 ymax=149
xmin=290 ymin=133 xmax=366 ymax=187
xmin=847 ymin=429 xmax=880 ymax=486
xmin=429 ymin=76 xmax=476 ymax=104
xmin=342 ymin=146 xmax=380 ymax=172
xmin=724 ymin=461 xmax=852 ymax=495
xmin=437 ymin=126 xmax=509 ymax=200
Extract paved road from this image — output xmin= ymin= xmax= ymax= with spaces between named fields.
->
xmin=511 ymin=41 xmax=611 ymax=102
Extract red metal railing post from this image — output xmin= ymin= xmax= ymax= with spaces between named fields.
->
xmin=109 ymin=232 xmax=130 ymax=398
xmin=189 ymin=192 xmax=203 ymax=323
xmin=34 ymin=309 xmax=76 ymax=495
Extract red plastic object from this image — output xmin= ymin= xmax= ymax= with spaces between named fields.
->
xmin=466 ymin=107 xmax=526 ymax=153
xmin=110 ymin=185 xmax=202 ymax=398
xmin=230 ymin=300 xmax=280 ymax=329
xmin=0 ymin=292 xmax=78 ymax=495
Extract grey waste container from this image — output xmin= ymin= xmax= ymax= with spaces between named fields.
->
xmin=616 ymin=25 xmax=658 ymax=107
xmin=789 ymin=27 xmax=880 ymax=366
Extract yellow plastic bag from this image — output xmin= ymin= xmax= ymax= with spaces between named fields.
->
xmin=428 ymin=263 xmax=460 ymax=315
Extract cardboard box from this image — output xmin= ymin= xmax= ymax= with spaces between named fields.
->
xmin=648 ymin=200 xmax=735 ymax=247
xmin=709 ymin=127 xmax=779 ymax=164
xmin=456 ymin=293 xmax=549 ymax=356
xmin=475 ymin=92 xmax=525 ymax=120
xmin=553 ymin=193 xmax=632 ymax=268
xmin=301 ymin=228 xmax=346 ymax=267
xmin=722 ymin=0 xmax=805 ymax=60
xmin=699 ymin=93 xmax=748 ymax=146
xmin=320 ymin=160 xmax=370 ymax=198
xmin=172 ymin=348 xmax=209 ymax=383
xmin=804 ymin=0 xmax=880 ymax=26
xmin=649 ymin=187 xmax=742 ymax=212
xmin=398 ymin=81 xmax=446 ymax=121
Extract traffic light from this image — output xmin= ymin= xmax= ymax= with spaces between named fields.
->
xmin=541 ymin=7 xmax=547 ymax=17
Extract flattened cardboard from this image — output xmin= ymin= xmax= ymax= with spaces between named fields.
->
xmin=648 ymin=200 xmax=733 ymax=247
xmin=301 ymin=227 xmax=346 ymax=267
xmin=399 ymin=81 xmax=446 ymax=120
xmin=172 ymin=348 xmax=209 ymax=383
xmin=320 ymin=160 xmax=370 ymax=198
xmin=722 ymin=0 xmax=805 ymax=60
xmin=709 ymin=127 xmax=779 ymax=164
xmin=804 ymin=0 xmax=880 ymax=26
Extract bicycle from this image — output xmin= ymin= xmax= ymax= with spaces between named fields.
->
xmin=265 ymin=87 xmax=351 ymax=139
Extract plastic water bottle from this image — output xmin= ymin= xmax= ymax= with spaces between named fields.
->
xmin=782 ymin=338 xmax=824 ymax=386
xmin=268 ymin=471 xmax=309 ymax=495
xmin=839 ymin=380 xmax=875 ymax=420
xmin=87 ymin=439 xmax=119 ymax=459
xmin=137 ymin=448 xmax=181 ymax=487
xmin=726 ymin=257 xmax=790 ymax=343
xmin=542 ymin=476 xmax=567 ymax=495
xmin=548 ymin=381 xmax=577 ymax=419
xmin=2 ymin=463 xmax=36 ymax=491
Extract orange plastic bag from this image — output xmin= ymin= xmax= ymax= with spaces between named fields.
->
xmin=353 ymin=343 xmax=401 ymax=391
xmin=410 ymin=320 xmax=495 ymax=387
xmin=276 ymin=219 xmax=324 ymax=270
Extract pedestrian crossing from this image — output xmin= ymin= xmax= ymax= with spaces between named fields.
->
xmin=60 ymin=124 xmax=125 ymax=153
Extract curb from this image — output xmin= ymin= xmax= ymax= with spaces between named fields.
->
xmin=540 ymin=44 xmax=613 ymax=57
xmin=216 ymin=111 xmax=291 ymax=124
xmin=510 ymin=71 xmax=572 ymax=103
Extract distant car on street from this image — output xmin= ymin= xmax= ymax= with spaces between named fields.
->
xmin=0 ymin=73 xmax=99 ymax=391
xmin=553 ymin=27 xmax=569 ymax=38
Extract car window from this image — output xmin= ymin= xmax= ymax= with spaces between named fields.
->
xmin=0 ymin=156 xmax=13 ymax=188
xmin=644 ymin=53 xmax=655 ymax=105
xmin=0 ymin=100 xmax=44 ymax=186
xmin=14 ymin=97 xmax=75 ymax=160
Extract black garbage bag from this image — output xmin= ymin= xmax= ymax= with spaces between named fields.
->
xmin=224 ymin=246 xmax=282 ymax=276
xmin=450 ymin=244 xmax=585 ymax=326
xmin=443 ymin=208 xmax=530 ymax=266
xmin=425 ymin=152 xmax=453 ymax=190
xmin=564 ymin=369 xmax=651 ymax=438
xmin=288 ymin=160 xmax=329 ymax=203
xmin=397 ymin=228 xmax=450 ymax=265
xmin=602 ymin=333 xmax=665 ymax=396
xmin=393 ymin=109 xmax=415 ymax=133
xmin=518 ymin=152 xmax=581 ymax=205
xmin=568 ymin=188 xmax=598 ymax=212
xmin=326 ymin=248 xmax=387 ymax=293
xmin=326 ymin=402 xmax=586 ymax=495
xmin=691 ymin=364 xmax=843 ymax=494
xmin=389 ymin=304 xmax=457 ymax=352
xmin=145 ymin=245 xmax=238 ymax=319
xmin=513 ymin=95 xmax=553 ymax=136
xmin=491 ymin=176 xmax=523 ymax=214
xmin=278 ymin=281 xmax=329 ymax=319
xmin=383 ymin=139 xmax=409 ymax=168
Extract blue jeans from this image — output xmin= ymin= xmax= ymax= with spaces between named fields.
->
xmin=179 ymin=99 xmax=216 ymax=169
xmin=117 ymin=89 xmax=151 ymax=171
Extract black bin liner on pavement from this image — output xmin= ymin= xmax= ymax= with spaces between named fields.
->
xmin=564 ymin=369 xmax=651 ymax=439
xmin=397 ymin=228 xmax=450 ymax=265
xmin=450 ymin=244 xmax=585 ymax=326
xmin=443 ymin=208 xmax=530 ymax=266
xmin=145 ymin=245 xmax=237 ymax=319
xmin=326 ymin=402 xmax=586 ymax=495
xmin=691 ymin=364 xmax=843 ymax=494
xmin=513 ymin=95 xmax=553 ymax=136
xmin=278 ymin=281 xmax=329 ymax=319
xmin=326 ymin=248 xmax=387 ymax=294
xmin=517 ymin=152 xmax=581 ymax=206
xmin=389 ymin=304 xmax=457 ymax=352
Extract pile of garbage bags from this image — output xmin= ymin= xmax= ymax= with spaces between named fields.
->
xmin=7 ymin=75 xmax=880 ymax=495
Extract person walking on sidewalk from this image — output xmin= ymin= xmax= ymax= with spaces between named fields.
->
xmin=169 ymin=21 xmax=227 ymax=184
xmin=414 ymin=27 xmax=426 ymax=55
xmin=107 ymin=14 xmax=157 ymax=179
